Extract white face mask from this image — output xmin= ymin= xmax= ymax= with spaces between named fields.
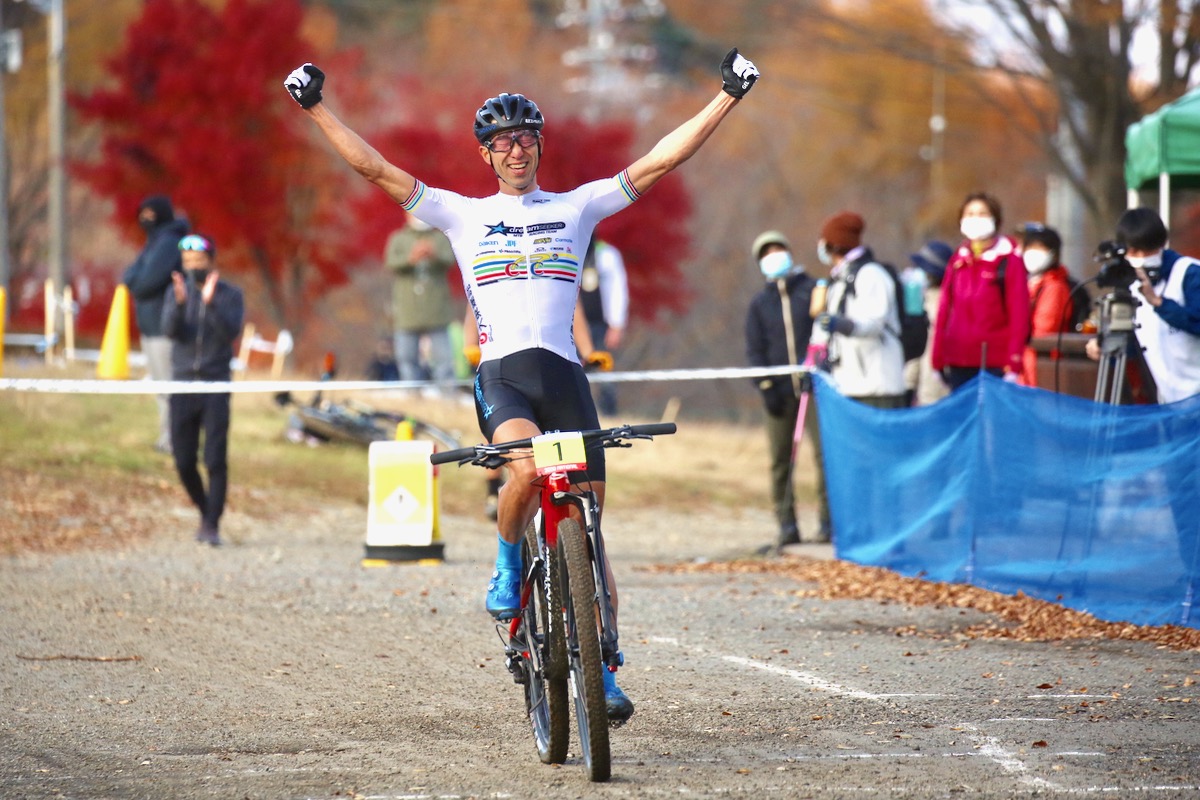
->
xmin=817 ymin=241 xmax=833 ymax=266
xmin=1127 ymin=251 xmax=1164 ymax=281
xmin=1022 ymin=249 xmax=1054 ymax=275
xmin=759 ymin=250 xmax=794 ymax=279
xmin=960 ymin=216 xmax=996 ymax=242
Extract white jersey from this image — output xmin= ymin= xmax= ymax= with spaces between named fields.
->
xmin=401 ymin=172 xmax=641 ymax=364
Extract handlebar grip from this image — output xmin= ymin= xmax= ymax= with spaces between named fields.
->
xmin=430 ymin=446 xmax=477 ymax=465
xmin=626 ymin=422 xmax=677 ymax=437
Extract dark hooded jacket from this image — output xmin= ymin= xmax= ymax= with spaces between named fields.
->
xmin=122 ymin=197 xmax=190 ymax=338
xmin=161 ymin=276 xmax=245 ymax=382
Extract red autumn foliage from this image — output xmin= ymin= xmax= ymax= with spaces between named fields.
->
xmin=69 ymin=0 xmax=364 ymax=333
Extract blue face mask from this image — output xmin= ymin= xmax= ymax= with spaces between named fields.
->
xmin=759 ymin=250 xmax=793 ymax=279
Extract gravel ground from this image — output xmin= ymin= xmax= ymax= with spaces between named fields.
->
xmin=3 ymin=493 xmax=1199 ymax=799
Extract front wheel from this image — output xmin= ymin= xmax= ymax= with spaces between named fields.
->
xmin=521 ymin=523 xmax=568 ymax=764
xmin=559 ymin=518 xmax=611 ymax=782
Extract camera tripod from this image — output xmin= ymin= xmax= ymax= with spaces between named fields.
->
xmin=1094 ymin=289 xmax=1137 ymax=404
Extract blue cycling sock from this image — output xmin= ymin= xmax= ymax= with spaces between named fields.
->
xmin=602 ymin=667 xmax=619 ymax=691
xmin=496 ymin=534 xmax=522 ymax=571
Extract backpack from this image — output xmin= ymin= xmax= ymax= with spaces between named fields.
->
xmin=841 ymin=258 xmax=929 ymax=362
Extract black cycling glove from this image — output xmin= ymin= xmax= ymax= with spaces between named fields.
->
xmin=284 ymin=63 xmax=325 ymax=109
xmin=720 ymin=48 xmax=759 ymax=99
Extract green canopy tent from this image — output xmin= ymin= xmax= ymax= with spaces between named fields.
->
xmin=1125 ymin=87 xmax=1200 ymax=223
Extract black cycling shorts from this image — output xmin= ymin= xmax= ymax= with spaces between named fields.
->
xmin=473 ymin=347 xmax=605 ymax=482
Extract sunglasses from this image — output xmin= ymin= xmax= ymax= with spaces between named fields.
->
xmin=485 ymin=129 xmax=541 ymax=153
xmin=178 ymin=234 xmax=214 ymax=253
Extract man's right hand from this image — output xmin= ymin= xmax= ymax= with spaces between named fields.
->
xmin=720 ymin=48 xmax=759 ymax=99
xmin=284 ymin=63 xmax=325 ymax=109
xmin=171 ymin=271 xmax=187 ymax=305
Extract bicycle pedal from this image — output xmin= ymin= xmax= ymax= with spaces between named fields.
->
xmin=505 ymin=654 xmax=529 ymax=685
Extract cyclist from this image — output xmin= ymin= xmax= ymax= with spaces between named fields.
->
xmin=285 ymin=48 xmax=759 ymax=722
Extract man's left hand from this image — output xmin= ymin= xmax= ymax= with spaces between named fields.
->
xmin=201 ymin=271 xmax=219 ymax=305
xmin=1134 ymin=266 xmax=1163 ymax=307
xmin=720 ymin=48 xmax=759 ymax=99
xmin=284 ymin=63 xmax=325 ymax=109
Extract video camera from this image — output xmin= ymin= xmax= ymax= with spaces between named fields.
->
xmin=1094 ymin=240 xmax=1137 ymax=289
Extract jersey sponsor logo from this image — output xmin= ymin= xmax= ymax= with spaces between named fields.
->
xmin=527 ymin=222 xmax=566 ymax=234
xmin=533 ymin=237 xmax=552 ymax=244
xmin=485 ymin=221 xmax=519 ymax=237
xmin=532 ymin=198 xmax=551 ymax=204
xmin=472 ymin=251 xmax=580 ymax=286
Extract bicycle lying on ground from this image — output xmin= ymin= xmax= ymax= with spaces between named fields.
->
xmin=431 ymin=422 xmax=677 ymax=782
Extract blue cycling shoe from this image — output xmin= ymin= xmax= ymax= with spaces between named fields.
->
xmin=602 ymin=667 xmax=634 ymax=723
xmin=485 ymin=567 xmax=521 ymax=620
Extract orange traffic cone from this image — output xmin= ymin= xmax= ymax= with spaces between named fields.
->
xmin=97 ymin=285 xmax=131 ymax=380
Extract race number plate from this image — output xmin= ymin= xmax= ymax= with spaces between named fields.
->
xmin=531 ymin=431 xmax=587 ymax=476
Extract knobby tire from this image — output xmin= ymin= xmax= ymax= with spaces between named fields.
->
xmin=521 ymin=523 xmax=568 ymax=764
xmin=559 ymin=518 xmax=611 ymax=782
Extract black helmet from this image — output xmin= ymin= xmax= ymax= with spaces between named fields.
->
xmin=473 ymin=92 xmax=544 ymax=144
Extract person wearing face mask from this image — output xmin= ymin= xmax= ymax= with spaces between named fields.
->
xmin=161 ymin=234 xmax=245 ymax=547
xmin=744 ymin=230 xmax=829 ymax=549
xmin=121 ymin=195 xmax=191 ymax=452
xmin=931 ymin=192 xmax=1030 ymax=390
xmin=1084 ymin=208 xmax=1200 ymax=403
xmin=1018 ymin=224 xmax=1077 ymax=387
xmin=811 ymin=211 xmax=908 ymax=407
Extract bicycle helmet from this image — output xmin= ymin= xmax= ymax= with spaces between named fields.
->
xmin=473 ymin=92 xmax=544 ymax=144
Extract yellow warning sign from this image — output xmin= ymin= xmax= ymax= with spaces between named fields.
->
xmin=367 ymin=440 xmax=437 ymax=547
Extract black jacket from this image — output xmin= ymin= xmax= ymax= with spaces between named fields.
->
xmin=745 ymin=270 xmax=816 ymax=413
xmin=122 ymin=218 xmax=191 ymax=337
xmin=161 ymin=278 xmax=245 ymax=381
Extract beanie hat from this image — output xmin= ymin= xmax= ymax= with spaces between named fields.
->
xmin=909 ymin=240 xmax=953 ymax=285
xmin=138 ymin=195 xmax=175 ymax=224
xmin=820 ymin=211 xmax=864 ymax=252
xmin=750 ymin=230 xmax=790 ymax=261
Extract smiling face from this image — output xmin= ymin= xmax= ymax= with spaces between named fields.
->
xmin=479 ymin=129 xmax=542 ymax=195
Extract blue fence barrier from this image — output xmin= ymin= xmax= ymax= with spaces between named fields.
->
xmin=813 ymin=371 xmax=1200 ymax=628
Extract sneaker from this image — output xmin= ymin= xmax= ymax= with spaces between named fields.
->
xmin=485 ymin=567 xmax=521 ymax=620
xmin=484 ymin=494 xmax=499 ymax=522
xmin=601 ymin=668 xmax=634 ymax=723
xmin=196 ymin=523 xmax=221 ymax=547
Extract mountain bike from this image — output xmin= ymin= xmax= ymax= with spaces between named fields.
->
xmin=430 ymin=422 xmax=676 ymax=782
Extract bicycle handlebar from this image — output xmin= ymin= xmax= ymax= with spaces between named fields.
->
xmin=430 ymin=422 xmax=677 ymax=466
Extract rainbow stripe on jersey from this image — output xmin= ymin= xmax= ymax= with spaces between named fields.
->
xmin=472 ymin=251 xmax=581 ymax=286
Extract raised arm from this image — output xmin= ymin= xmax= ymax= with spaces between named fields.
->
xmin=284 ymin=64 xmax=417 ymax=205
xmin=624 ymin=48 xmax=759 ymax=195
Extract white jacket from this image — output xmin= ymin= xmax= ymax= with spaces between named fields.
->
xmin=817 ymin=248 xmax=907 ymax=398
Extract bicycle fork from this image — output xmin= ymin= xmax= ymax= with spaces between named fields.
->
xmin=548 ymin=480 xmax=623 ymax=675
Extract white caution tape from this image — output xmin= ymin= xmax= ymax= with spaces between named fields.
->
xmin=0 ymin=364 xmax=809 ymax=395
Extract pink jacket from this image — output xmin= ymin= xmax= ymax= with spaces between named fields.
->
xmin=931 ymin=235 xmax=1031 ymax=374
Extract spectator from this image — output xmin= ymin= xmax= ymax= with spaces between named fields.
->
xmin=1085 ymin=207 xmax=1200 ymax=403
xmin=579 ymin=239 xmax=628 ymax=415
xmin=744 ymin=230 xmax=828 ymax=549
xmin=931 ymin=192 xmax=1030 ymax=390
xmin=812 ymin=211 xmax=907 ymax=408
xmin=121 ymin=195 xmax=190 ymax=452
xmin=161 ymin=234 xmax=245 ymax=547
xmin=1018 ymin=223 xmax=1076 ymax=387
xmin=365 ymin=336 xmax=401 ymax=382
xmin=385 ymin=215 xmax=457 ymax=386
xmin=903 ymin=240 xmax=953 ymax=406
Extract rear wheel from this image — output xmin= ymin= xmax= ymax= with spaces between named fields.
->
xmin=521 ymin=522 xmax=568 ymax=764
xmin=559 ymin=518 xmax=611 ymax=782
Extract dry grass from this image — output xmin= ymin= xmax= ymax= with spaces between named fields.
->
xmin=0 ymin=360 xmax=786 ymax=551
